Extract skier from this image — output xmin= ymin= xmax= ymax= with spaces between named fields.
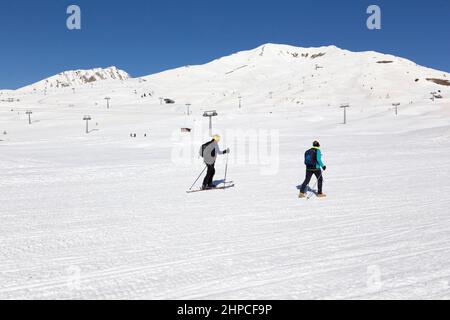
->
xmin=199 ymin=135 xmax=230 ymax=190
xmin=299 ymin=141 xmax=327 ymax=198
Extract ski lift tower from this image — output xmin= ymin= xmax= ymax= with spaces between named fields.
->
xmin=340 ymin=104 xmax=350 ymax=124
xmin=83 ymin=115 xmax=92 ymax=134
xmin=186 ymin=103 xmax=191 ymax=116
xmin=182 ymin=103 xmax=193 ymax=133
xmin=392 ymin=103 xmax=400 ymax=116
xmin=26 ymin=110 xmax=33 ymax=125
xmin=105 ymin=97 xmax=111 ymax=109
xmin=203 ymin=110 xmax=218 ymax=137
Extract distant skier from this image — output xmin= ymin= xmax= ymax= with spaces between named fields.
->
xmin=299 ymin=141 xmax=327 ymax=198
xmin=199 ymin=135 xmax=230 ymax=190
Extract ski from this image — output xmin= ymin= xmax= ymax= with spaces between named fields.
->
xmin=298 ymin=189 xmax=326 ymax=199
xmin=186 ymin=184 xmax=235 ymax=193
xmin=306 ymin=191 xmax=327 ymax=200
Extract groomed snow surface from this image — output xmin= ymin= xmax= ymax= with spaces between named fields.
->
xmin=1 ymin=44 xmax=450 ymax=299
xmin=2 ymin=102 xmax=450 ymax=299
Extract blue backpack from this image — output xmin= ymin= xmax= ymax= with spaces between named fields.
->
xmin=304 ymin=148 xmax=317 ymax=168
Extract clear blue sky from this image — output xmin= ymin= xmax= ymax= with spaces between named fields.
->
xmin=1 ymin=0 xmax=449 ymax=89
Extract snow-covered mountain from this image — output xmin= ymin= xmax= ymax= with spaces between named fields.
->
xmin=141 ymin=43 xmax=450 ymax=108
xmin=10 ymin=44 xmax=450 ymax=110
xmin=18 ymin=66 xmax=131 ymax=92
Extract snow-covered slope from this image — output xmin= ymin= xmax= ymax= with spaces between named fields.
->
xmin=141 ymin=43 xmax=450 ymax=109
xmin=1 ymin=44 xmax=450 ymax=299
xmin=9 ymin=43 xmax=450 ymax=110
xmin=18 ymin=66 xmax=131 ymax=92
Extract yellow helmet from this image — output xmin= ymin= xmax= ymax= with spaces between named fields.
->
xmin=212 ymin=134 xmax=221 ymax=142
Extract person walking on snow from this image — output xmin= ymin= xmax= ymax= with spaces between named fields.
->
xmin=299 ymin=141 xmax=327 ymax=198
xmin=199 ymin=134 xmax=230 ymax=190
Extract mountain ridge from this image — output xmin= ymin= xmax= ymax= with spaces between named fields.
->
xmin=6 ymin=44 xmax=449 ymax=109
xmin=17 ymin=66 xmax=131 ymax=92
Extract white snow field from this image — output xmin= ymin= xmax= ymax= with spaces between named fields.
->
xmin=1 ymin=44 xmax=450 ymax=299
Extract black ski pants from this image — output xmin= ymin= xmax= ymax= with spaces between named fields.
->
xmin=202 ymin=163 xmax=216 ymax=187
xmin=300 ymin=169 xmax=323 ymax=194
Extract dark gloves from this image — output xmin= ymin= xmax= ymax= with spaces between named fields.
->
xmin=322 ymin=166 xmax=327 ymax=171
xmin=225 ymin=148 xmax=230 ymax=154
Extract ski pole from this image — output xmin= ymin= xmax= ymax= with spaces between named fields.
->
xmin=189 ymin=165 xmax=207 ymax=191
xmin=307 ymin=172 xmax=324 ymax=200
xmin=223 ymin=152 xmax=229 ymax=187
